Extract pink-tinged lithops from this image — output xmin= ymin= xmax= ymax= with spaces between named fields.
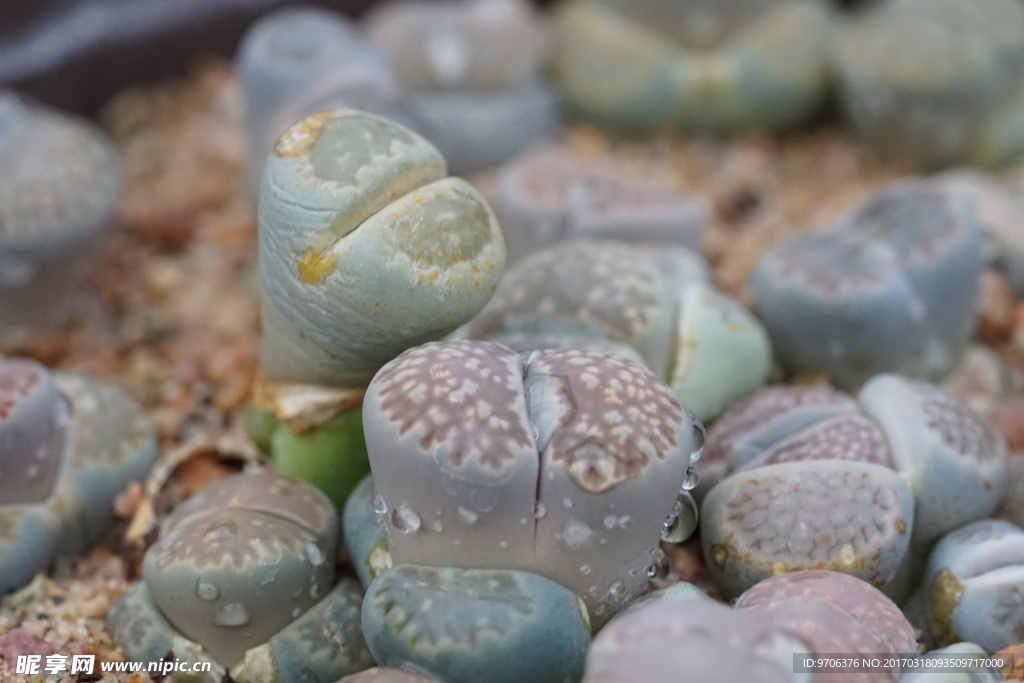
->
xmin=237 ymin=7 xmax=401 ymax=195
xmin=899 ymin=643 xmax=1006 ymax=682
xmin=920 ymin=520 xmax=1024 ymax=652
xmin=584 ymin=591 xmax=812 ymax=683
xmin=701 ymin=460 xmax=914 ymax=599
xmin=364 ymin=0 xmax=561 ymax=175
xmin=341 ymin=668 xmax=438 ymax=683
xmin=750 ymin=180 xmax=984 ymax=390
xmin=0 ymin=91 xmax=119 ymax=339
xmin=140 ymin=471 xmax=340 ymax=668
xmin=362 ymin=565 xmax=590 ymax=683
xmin=0 ymin=356 xmax=157 ymax=593
xmin=832 ymin=0 xmax=1024 ymax=169
xmin=469 ymin=240 xmax=770 ymax=421
xmin=551 ymin=0 xmax=832 ymax=134
xmin=107 ymin=576 xmax=373 ymax=683
xmin=258 ymin=110 xmax=505 ymax=387
xmin=858 ymin=375 xmax=1009 ymax=551
xmin=492 ymin=146 xmax=708 ymax=263
xmin=362 ymin=340 xmax=699 ymax=624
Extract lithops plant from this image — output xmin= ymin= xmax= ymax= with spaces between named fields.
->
xmin=551 ymin=0 xmax=833 ymax=134
xmin=918 ymin=520 xmax=1024 ymax=652
xmin=750 ymin=180 xmax=984 ymax=390
xmin=109 ymin=470 xmax=375 ymax=680
xmin=258 ymin=109 xmax=505 ymax=387
xmin=700 ymin=377 xmax=1009 ymax=599
xmin=340 ymin=668 xmax=438 ymax=683
xmin=362 ymin=339 xmax=703 ymax=626
xmin=344 ymin=474 xmax=392 ymax=588
xmin=0 ymin=91 xmax=119 ymax=340
xmin=0 ymin=355 xmax=157 ymax=594
xmin=364 ymin=0 xmax=560 ymax=174
xmin=237 ymin=6 xmax=401 ymax=196
xmin=492 ymin=145 xmax=708 ymax=263
xmin=584 ymin=585 xmax=812 ymax=683
xmin=832 ymin=0 xmax=1024 ymax=169
xmin=468 ymin=239 xmax=771 ymax=421
xmin=362 ymin=565 xmax=591 ymax=683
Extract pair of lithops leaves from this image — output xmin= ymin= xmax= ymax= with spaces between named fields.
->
xmin=109 ymin=470 xmax=375 ymax=681
xmin=0 ymin=356 xmax=157 ymax=593
xmin=751 ymin=179 xmax=985 ymax=391
xmin=492 ymin=145 xmax=708 ymax=264
xmin=355 ymin=339 xmax=705 ymax=634
xmin=551 ymin=0 xmax=833 ymax=133
xmin=239 ymin=0 xmax=558 ymax=185
xmin=466 ymin=238 xmax=771 ymax=422
xmin=698 ymin=375 xmax=1009 ymax=602
xmin=0 ymin=91 xmax=120 ymax=337
xmin=832 ymin=0 xmax=1024 ymax=169
xmin=587 ymin=570 xmax=919 ymax=683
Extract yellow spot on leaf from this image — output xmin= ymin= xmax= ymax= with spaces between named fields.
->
xmin=297 ymin=247 xmax=337 ymax=284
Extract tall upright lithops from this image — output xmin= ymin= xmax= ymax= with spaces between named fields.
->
xmin=258 ymin=109 xmax=505 ymax=387
xmin=362 ymin=340 xmax=702 ymax=625
xmin=0 ymin=91 xmax=119 ymax=341
xmin=468 ymin=240 xmax=770 ymax=421
xmin=551 ymin=0 xmax=832 ymax=134
xmin=832 ymin=0 xmax=1024 ymax=169
xmin=0 ymin=355 xmax=158 ymax=593
xmin=750 ymin=180 xmax=984 ymax=390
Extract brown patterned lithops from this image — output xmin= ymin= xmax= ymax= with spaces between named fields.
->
xmin=362 ymin=340 xmax=700 ymax=625
xmin=258 ymin=109 xmax=505 ymax=386
xmin=141 ymin=471 xmax=338 ymax=668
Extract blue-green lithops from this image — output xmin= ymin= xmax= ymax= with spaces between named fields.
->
xmin=832 ymin=0 xmax=1024 ymax=169
xmin=139 ymin=470 xmax=342 ymax=668
xmin=469 ymin=239 xmax=770 ymax=421
xmin=551 ymin=0 xmax=833 ymax=134
xmin=344 ymin=474 xmax=392 ymax=588
xmin=362 ymin=340 xmax=701 ymax=625
xmin=920 ymin=520 xmax=1024 ymax=652
xmin=258 ymin=109 xmax=506 ymax=387
xmin=362 ymin=564 xmax=590 ymax=683
xmin=0 ymin=91 xmax=120 ymax=337
xmin=0 ymin=355 xmax=157 ymax=593
xmin=237 ymin=7 xmax=400 ymax=195
xmin=750 ymin=180 xmax=984 ymax=390
xmin=493 ymin=146 xmax=708 ymax=263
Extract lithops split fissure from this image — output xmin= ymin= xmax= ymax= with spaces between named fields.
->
xmin=258 ymin=109 xmax=506 ymax=386
xmin=469 ymin=239 xmax=770 ymax=421
xmin=142 ymin=471 xmax=339 ymax=668
xmin=363 ymin=340 xmax=701 ymax=625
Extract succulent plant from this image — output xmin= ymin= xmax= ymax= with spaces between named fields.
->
xmin=258 ymin=109 xmax=506 ymax=387
xmin=468 ymin=239 xmax=771 ymax=421
xmin=832 ymin=0 xmax=1024 ymax=169
xmin=361 ymin=339 xmax=703 ymax=626
xmin=492 ymin=145 xmax=708 ymax=263
xmin=584 ymin=583 xmax=812 ymax=682
xmin=0 ymin=355 xmax=157 ymax=594
xmin=750 ymin=180 xmax=984 ymax=390
xmin=919 ymin=520 xmax=1024 ymax=652
xmin=343 ymin=474 xmax=392 ymax=588
xmin=551 ymin=0 xmax=833 ymax=134
xmin=237 ymin=7 xmax=401 ymax=196
xmin=109 ymin=470 xmax=375 ymax=680
xmin=0 ymin=91 xmax=119 ymax=340
xmin=363 ymin=0 xmax=560 ymax=174
xmin=699 ymin=376 xmax=1008 ymax=599
xmin=340 ymin=668 xmax=438 ymax=683
xmin=362 ymin=564 xmax=591 ymax=683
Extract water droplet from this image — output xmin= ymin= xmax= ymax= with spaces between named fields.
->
xmin=260 ymin=567 xmax=278 ymax=585
xmin=203 ymin=520 xmax=238 ymax=543
xmin=215 ymin=603 xmax=250 ymax=627
xmin=390 ymin=503 xmax=422 ymax=533
xmin=603 ymin=514 xmax=631 ymax=530
xmin=689 ymin=419 xmax=706 ymax=464
xmin=291 ymin=606 xmax=303 ymax=619
xmin=532 ymin=502 xmax=546 ymax=519
xmin=470 ymin=487 xmax=498 ymax=512
xmin=499 ymin=541 xmax=509 ymax=550
xmin=457 ymin=506 xmax=478 ymax=525
xmin=304 ymin=543 xmax=325 ymax=566
xmin=661 ymin=491 xmax=698 ymax=543
xmin=371 ymin=492 xmax=387 ymax=514
xmin=646 ymin=548 xmax=669 ymax=579
xmin=311 ymin=581 xmax=323 ymax=599
xmin=195 ymin=579 xmax=219 ymax=601
xmin=609 ymin=579 xmax=625 ymax=598
xmin=580 ymin=564 xmax=592 ymax=575
xmin=563 ymin=519 xmax=593 ymax=548
xmin=562 ymin=497 xmax=574 ymax=509
xmin=681 ymin=466 xmax=699 ymax=491
xmin=432 ymin=521 xmax=444 ymax=533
